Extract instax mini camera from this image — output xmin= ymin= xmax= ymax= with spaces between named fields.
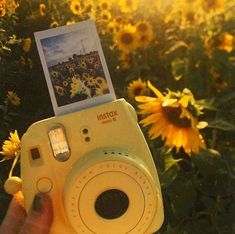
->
xmin=20 ymin=99 xmax=164 ymax=234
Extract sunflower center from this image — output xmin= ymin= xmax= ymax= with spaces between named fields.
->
xmin=102 ymin=13 xmax=109 ymax=20
xmin=162 ymin=106 xmax=191 ymax=128
xmin=137 ymin=23 xmax=147 ymax=32
xmin=75 ymin=4 xmax=80 ymax=12
xmin=121 ymin=33 xmax=134 ymax=45
xmin=101 ymin=3 xmax=108 ymax=10
xmin=133 ymin=87 xmax=144 ymax=96
xmin=186 ymin=12 xmax=196 ymax=22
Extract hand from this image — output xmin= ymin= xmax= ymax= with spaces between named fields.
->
xmin=0 ymin=192 xmax=53 ymax=234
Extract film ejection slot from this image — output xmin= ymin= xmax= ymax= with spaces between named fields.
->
xmin=48 ymin=124 xmax=70 ymax=161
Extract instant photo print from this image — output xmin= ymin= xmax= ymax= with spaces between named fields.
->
xmin=34 ymin=20 xmax=116 ymax=115
xmin=20 ymin=20 xmax=164 ymax=234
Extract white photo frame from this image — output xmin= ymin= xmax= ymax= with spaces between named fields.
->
xmin=34 ymin=20 xmax=116 ymax=115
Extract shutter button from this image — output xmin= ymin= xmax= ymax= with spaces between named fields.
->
xmin=37 ymin=178 xmax=53 ymax=193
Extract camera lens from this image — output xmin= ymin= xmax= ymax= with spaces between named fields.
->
xmin=95 ymin=189 xmax=129 ymax=219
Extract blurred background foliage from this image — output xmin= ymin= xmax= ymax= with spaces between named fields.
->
xmin=0 ymin=0 xmax=235 ymax=233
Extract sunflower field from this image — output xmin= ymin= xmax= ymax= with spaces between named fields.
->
xmin=0 ymin=0 xmax=235 ymax=233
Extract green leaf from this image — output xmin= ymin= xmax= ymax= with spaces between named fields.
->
xmin=207 ymin=119 xmax=235 ymax=131
xmin=163 ymin=153 xmax=182 ymax=171
xmin=196 ymin=98 xmax=218 ymax=111
xmin=201 ymin=196 xmax=218 ymax=213
xmin=192 ymin=149 xmax=221 ymax=177
xmin=159 ymin=153 xmax=181 ymax=188
xmin=171 ymin=58 xmax=186 ymax=81
xmin=164 ymin=41 xmax=188 ymax=57
xmin=160 ymin=165 xmax=180 ymax=189
xmin=166 ymin=177 xmax=197 ymax=222
xmin=215 ymin=91 xmax=235 ymax=107
xmin=193 ymin=150 xmax=235 ymax=197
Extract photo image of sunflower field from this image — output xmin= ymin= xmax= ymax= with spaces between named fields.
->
xmin=0 ymin=0 xmax=235 ymax=233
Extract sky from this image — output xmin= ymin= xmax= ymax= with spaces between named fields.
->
xmin=40 ymin=28 xmax=96 ymax=67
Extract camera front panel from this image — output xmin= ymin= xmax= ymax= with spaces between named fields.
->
xmin=21 ymin=99 xmax=164 ymax=234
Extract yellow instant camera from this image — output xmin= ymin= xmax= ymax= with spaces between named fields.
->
xmin=21 ymin=99 xmax=164 ymax=234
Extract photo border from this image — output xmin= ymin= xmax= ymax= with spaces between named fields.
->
xmin=34 ymin=20 xmax=116 ymax=115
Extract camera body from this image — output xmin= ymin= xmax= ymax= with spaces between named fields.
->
xmin=21 ymin=99 xmax=164 ymax=234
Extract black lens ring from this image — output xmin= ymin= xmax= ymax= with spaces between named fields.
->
xmin=95 ymin=189 xmax=129 ymax=219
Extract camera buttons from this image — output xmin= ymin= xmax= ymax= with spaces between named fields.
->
xmin=36 ymin=177 xmax=53 ymax=193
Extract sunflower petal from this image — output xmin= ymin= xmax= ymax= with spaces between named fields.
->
xmin=147 ymin=81 xmax=163 ymax=98
xmin=178 ymin=95 xmax=190 ymax=108
xmin=162 ymin=98 xmax=178 ymax=107
xmin=135 ymin=96 xmax=156 ymax=103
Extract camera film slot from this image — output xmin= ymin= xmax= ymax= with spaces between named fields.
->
xmin=48 ymin=125 xmax=70 ymax=161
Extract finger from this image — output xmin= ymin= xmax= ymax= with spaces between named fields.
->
xmin=0 ymin=191 xmax=27 ymax=234
xmin=19 ymin=193 xmax=53 ymax=234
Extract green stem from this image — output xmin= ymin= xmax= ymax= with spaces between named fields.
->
xmin=8 ymin=151 xmax=20 ymax=178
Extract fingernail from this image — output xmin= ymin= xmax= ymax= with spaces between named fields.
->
xmin=32 ymin=194 xmax=43 ymax=213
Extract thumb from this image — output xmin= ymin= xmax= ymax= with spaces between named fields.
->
xmin=0 ymin=191 xmax=26 ymax=234
xmin=19 ymin=193 xmax=53 ymax=234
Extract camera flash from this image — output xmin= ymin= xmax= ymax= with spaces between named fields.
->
xmin=48 ymin=125 xmax=70 ymax=161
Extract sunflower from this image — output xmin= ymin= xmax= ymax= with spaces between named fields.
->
xmin=107 ymin=21 xmax=120 ymax=34
xmin=0 ymin=0 xmax=6 ymax=16
xmin=83 ymin=1 xmax=93 ymax=13
xmin=55 ymin=86 xmax=65 ymax=96
xmin=135 ymin=21 xmax=154 ymax=48
xmin=135 ymin=81 xmax=206 ymax=155
xmin=85 ymin=77 xmax=96 ymax=87
xmin=69 ymin=66 xmax=75 ymax=74
xmin=5 ymin=0 xmax=18 ymax=16
xmin=107 ymin=15 xmax=130 ymax=34
xmin=206 ymin=33 xmax=234 ymax=57
xmin=39 ymin=3 xmax=46 ymax=16
xmin=127 ymin=78 xmax=147 ymax=98
xmin=98 ymin=0 xmax=112 ymax=10
xmin=87 ymin=57 xmax=94 ymax=64
xmin=210 ymin=70 xmax=228 ymax=92
xmin=114 ymin=24 xmax=138 ymax=53
xmin=27 ymin=58 xmax=33 ymax=69
xmin=70 ymin=76 xmax=81 ymax=98
xmin=95 ymin=77 xmax=107 ymax=88
xmin=201 ymin=0 xmax=224 ymax=12
xmin=23 ymin=38 xmax=32 ymax=53
xmin=82 ymin=72 xmax=91 ymax=80
xmin=70 ymin=0 xmax=82 ymax=15
xmin=118 ymin=0 xmax=139 ymax=13
xmin=50 ymin=21 xmax=59 ymax=28
xmin=7 ymin=91 xmax=20 ymax=106
xmin=63 ymin=80 xmax=68 ymax=87
xmin=216 ymin=33 xmax=234 ymax=53
xmin=51 ymin=70 xmax=59 ymax=78
xmin=66 ymin=20 xmax=76 ymax=25
xmin=119 ymin=52 xmax=130 ymax=69
xmin=96 ymin=86 xmax=109 ymax=96
xmin=99 ymin=9 xmax=112 ymax=22
xmin=94 ymin=77 xmax=109 ymax=95
xmin=165 ymin=0 xmax=201 ymax=27
xmin=0 ymin=130 xmax=20 ymax=159
xmin=78 ymin=61 xmax=87 ymax=69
